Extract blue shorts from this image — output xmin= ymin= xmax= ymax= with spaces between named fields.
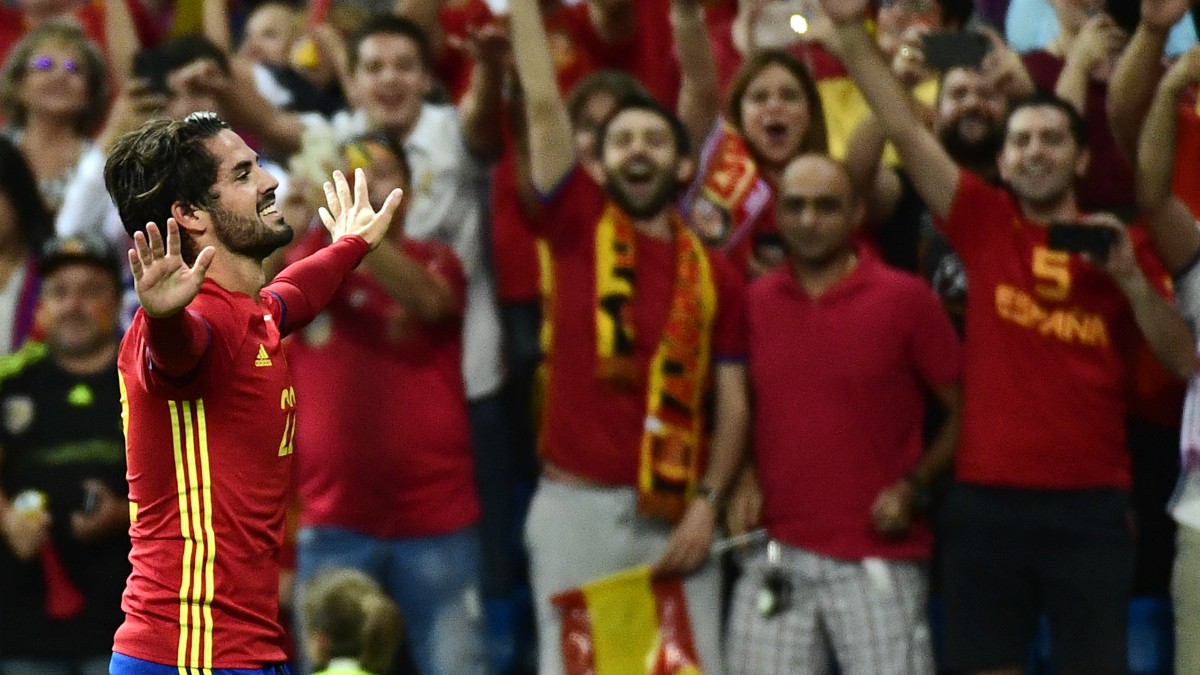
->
xmin=110 ymin=652 xmax=292 ymax=675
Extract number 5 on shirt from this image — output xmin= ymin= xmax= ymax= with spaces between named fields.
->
xmin=1033 ymin=247 xmax=1072 ymax=302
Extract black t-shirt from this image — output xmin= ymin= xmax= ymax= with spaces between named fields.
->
xmin=0 ymin=342 xmax=128 ymax=658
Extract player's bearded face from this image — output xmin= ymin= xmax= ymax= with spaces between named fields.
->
xmin=209 ymin=192 xmax=294 ymax=260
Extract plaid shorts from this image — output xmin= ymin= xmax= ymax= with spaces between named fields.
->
xmin=726 ymin=543 xmax=933 ymax=675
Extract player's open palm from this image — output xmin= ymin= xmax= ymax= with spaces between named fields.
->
xmin=129 ymin=219 xmax=215 ymax=319
xmin=816 ymin=0 xmax=870 ymax=24
xmin=319 ymin=168 xmax=403 ymax=250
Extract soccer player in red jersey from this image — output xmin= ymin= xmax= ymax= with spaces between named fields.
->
xmin=100 ymin=112 xmax=402 ymax=675
xmin=824 ymin=0 xmax=1196 ymax=672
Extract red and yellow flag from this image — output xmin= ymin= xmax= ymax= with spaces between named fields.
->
xmin=552 ymin=566 xmax=703 ymax=675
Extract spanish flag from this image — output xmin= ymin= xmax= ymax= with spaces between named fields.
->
xmin=552 ymin=566 xmax=703 ymax=675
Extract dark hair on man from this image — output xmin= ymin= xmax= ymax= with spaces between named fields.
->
xmin=0 ymin=20 xmax=111 ymax=135
xmin=347 ymin=15 xmax=431 ymax=73
xmin=302 ymin=568 xmax=403 ymax=674
xmin=103 ymin=112 xmax=231 ymax=264
xmin=596 ymin=93 xmax=692 ymax=159
xmin=726 ymin=49 xmax=828 ymax=156
xmin=1006 ymin=91 xmax=1088 ymax=148
xmin=0 ymin=136 xmax=54 ymax=253
xmin=565 ymin=70 xmax=650 ymax=128
xmin=156 ymin=34 xmax=233 ymax=77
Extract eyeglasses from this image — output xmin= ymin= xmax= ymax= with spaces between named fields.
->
xmin=27 ymin=55 xmax=83 ymax=74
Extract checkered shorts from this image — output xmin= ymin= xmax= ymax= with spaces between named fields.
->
xmin=726 ymin=543 xmax=934 ymax=675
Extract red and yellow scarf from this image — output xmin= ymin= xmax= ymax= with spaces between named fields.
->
xmin=594 ymin=203 xmax=718 ymax=522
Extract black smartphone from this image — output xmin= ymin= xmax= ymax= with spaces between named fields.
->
xmin=133 ymin=49 xmax=168 ymax=96
xmin=921 ymin=31 xmax=990 ymax=71
xmin=1047 ymin=223 xmax=1116 ymax=258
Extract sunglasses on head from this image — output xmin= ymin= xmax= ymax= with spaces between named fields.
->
xmin=27 ymin=55 xmax=82 ymax=74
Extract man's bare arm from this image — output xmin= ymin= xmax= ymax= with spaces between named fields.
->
xmin=672 ymin=0 xmax=721 ymax=157
xmin=654 ymin=362 xmax=749 ymax=575
xmin=458 ymin=23 xmax=508 ymax=162
xmin=1107 ymin=0 xmax=1189 ymax=161
xmin=823 ymin=2 xmax=959 ymax=220
xmin=512 ymin=0 xmax=576 ymax=193
xmin=1088 ymin=214 xmax=1196 ymax=380
xmin=1136 ymin=46 xmax=1200 ymax=274
xmin=362 ymin=242 xmax=460 ymax=323
xmin=105 ymin=0 xmax=140 ymax=83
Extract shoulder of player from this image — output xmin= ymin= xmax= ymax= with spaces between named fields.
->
xmin=0 ymin=341 xmax=49 ymax=386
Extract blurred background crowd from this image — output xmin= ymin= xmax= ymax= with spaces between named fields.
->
xmin=0 ymin=0 xmax=1198 ymax=673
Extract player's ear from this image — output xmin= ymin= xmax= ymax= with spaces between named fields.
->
xmin=171 ymin=201 xmax=207 ymax=237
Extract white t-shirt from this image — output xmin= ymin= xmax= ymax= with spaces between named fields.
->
xmin=1171 ymin=248 xmax=1200 ymax=529
xmin=302 ymin=104 xmax=505 ymax=400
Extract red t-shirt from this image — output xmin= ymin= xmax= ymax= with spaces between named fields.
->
xmin=944 ymin=171 xmax=1170 ymax=490
xmin=748 ymin=251 xmax=960 ymax=560
xmin=537 ymin=168 xmax=747 ymax=485
xmin=115 ymin=239 xmax=370 ymax=668
xmin=286 ymin=232 xmax=480 ymax=538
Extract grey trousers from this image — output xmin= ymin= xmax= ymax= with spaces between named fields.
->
xmin=524 ymin=478 xmax=725 ymax=675
xmin=1174 ymin=523 xmax=1200 ymax=674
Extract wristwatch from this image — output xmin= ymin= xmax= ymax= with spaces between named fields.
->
xmin=694 ymin=483 xmax=723 ymax=511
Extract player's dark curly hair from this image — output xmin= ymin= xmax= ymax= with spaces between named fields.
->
xmin=103 ymin=112 xmax=230 ymax=264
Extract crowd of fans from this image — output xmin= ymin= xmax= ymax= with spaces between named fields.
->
xmin=0 ymin=0 xmax=1199 ymax=673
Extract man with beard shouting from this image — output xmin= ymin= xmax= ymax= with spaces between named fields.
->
xmin=511 ymin=0 xmax=750 ymax=673
xmin=101 ymin=112 xmax=402 ymax=675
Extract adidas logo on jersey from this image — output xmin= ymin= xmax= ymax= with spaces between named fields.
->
xmin=255 ymin=344 xmax=272 ymax=367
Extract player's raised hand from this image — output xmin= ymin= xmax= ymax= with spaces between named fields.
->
xmin=319 ymin=168 xmax=404 ymax=250
xmin=129 ymin=219 xmax=215 ymax=319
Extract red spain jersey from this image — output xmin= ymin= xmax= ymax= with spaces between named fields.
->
xmin=943 ymin=172 xmax=1170 ymax=490
xmin=114 ymin=238 xmax=369 ymax=669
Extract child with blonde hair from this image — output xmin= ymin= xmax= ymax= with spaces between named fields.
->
xmin=302 ymin=568 xmax=403 ymax=675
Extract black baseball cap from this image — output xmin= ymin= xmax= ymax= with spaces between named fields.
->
xmin=39 ymin=236 xmax=123 ymax=286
